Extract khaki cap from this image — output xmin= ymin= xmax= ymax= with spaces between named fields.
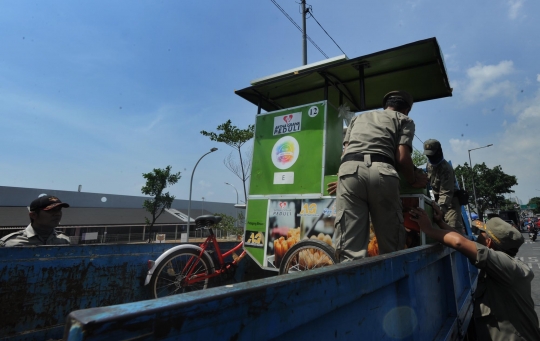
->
xmin=423 ymin=139 xmax=442 ymax=156
xmin=479 ymin=217 xmax=524 ymax=252
xmin=383 ymin=90 xmax=414 ymax=109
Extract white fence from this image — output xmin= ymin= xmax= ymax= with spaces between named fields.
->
xmin=69 ymin=229 xmax=238 ymax=244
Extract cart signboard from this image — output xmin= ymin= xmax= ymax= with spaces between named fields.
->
xmin=244 ymin=100 xmax=342 ymax=268
xmin=249 ymin=101 xmax=341 ymax=196
xmin=244 ymin=197 xmax=336 ymax=270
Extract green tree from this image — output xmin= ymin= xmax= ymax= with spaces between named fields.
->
xmin=412 ymin=149 xmax=428 ymax=167
xmin=214 ymin=212 xmax=243 ymax=238
xmin=454 ymin=162 xmax=518 ymax=220
xmin=201 ymin=120 xmax=254 ymax=202
xmin=141 ymin=166 xmax=182 ymax=238
xmin=528 ymin=197 xmax=540 ymax=214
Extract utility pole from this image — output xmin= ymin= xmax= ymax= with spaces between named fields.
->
xmin=301 ymin=0 xmax=307 ymax=65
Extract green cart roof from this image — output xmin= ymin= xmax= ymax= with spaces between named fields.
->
xmin=235 ymin=37 xmax=452 ymax=113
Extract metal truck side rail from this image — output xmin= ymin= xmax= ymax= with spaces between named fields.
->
xmin=65 ymin=243 xmax=478 ymax=341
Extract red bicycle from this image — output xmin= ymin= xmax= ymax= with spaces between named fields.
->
xmin=144 ymin=215 xmax=246 ymax=298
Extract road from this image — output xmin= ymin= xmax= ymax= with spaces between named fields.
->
xmin=516 ymin=232 xmax=540 ymax=317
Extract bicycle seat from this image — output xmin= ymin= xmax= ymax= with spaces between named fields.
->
xmin=195 ymin=215 xmax=222 ymax=228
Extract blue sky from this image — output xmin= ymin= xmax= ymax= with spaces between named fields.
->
xmin=1 ymin=0 xmax=539 ymax=205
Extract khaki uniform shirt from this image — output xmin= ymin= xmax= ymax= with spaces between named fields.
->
xmin=344 ymin=109 xmax=415 ymax=163
xmin=427 ymin=159 xmax=458 ymax=212
xmin=0 ymin=224 xmax=71 ymax=247
xmin=472 ymin=244 xmax=540 ymax=340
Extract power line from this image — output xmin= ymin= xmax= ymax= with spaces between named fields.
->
xmin=305 ymin=6 xmax=346 ymax=56
xmin=269 ymin=0 xmax=329 ymax=59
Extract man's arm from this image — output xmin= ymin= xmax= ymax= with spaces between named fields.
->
xmin=431 ymin=203 xmax=463 ymax=234
xmin=410 ymin=206 xmax=477 ymax=261
xmin=395 ymin=145 xmax=428 ymax=188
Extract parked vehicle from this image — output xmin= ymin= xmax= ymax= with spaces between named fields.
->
xmin=65 ymin=38 xmax=479 ymax=341
xmin=2 ymin=38 xmax=481 ymax=341
xmin=498 ymin=210 xmax=522 ymax=231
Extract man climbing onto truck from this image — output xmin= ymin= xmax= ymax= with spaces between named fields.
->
xmin=410 ymin=204 xmax=540 ymax=340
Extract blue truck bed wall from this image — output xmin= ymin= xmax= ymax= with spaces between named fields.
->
xmin=0 ymin=243 xmax=239 ymax=341
xmin=65 ymin=244 xmax=479 ymax=341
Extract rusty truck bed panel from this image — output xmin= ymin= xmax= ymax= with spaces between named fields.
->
xmin=65 ymin=244 xmax=478 ymax=341
xmin=0 ymin=243 xmax=238 ymax=341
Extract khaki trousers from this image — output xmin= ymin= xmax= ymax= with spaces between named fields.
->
xmin=444 ymin=196 xmax=464 ymax=231
xmin=334 ymin=159 xmax=406 ymax=262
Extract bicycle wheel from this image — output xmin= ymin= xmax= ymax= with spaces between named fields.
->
xmin=279 ymin=239 xmax=337 ymax=275
xmin=150 ymin=249 xmax=214 ymax=298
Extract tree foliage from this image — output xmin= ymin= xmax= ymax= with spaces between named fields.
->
xmin=201 ymin=120 xmax=254 ymax=202
xmin=412 ymin=149 xmax=428 ymax=167
xmin=214 ymin=212 xmax=243 ymax=238
xmin=528 ymin=197 xmax=540 ymax=214
xmin=454 ymin=162 xmax=518 ymax=220
xmin=141 ymin=166 xmax=182 ymax=231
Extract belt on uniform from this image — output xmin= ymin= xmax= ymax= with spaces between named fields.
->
xmin=341 ymin=153 xmax=394 ymax=166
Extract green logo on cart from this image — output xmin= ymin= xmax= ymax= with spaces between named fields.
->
xmin=271 ymin=136 xmax=299 ymax=170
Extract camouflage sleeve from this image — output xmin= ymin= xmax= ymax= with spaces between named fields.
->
xmin=343 ymin=116 xmax=357 ymax=144
xmin=398 ymin=117 xmax=415 ymax=151
xmin=438 ymin=165 xmax=455 ymax=210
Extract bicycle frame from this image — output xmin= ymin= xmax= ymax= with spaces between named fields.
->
xmin=180 ymin=228 xmax=246 ymax=287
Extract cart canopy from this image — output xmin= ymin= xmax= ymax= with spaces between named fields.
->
xmin=235 ymin=37 xmax=452 ymax=113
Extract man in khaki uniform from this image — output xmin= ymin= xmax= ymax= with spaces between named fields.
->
xmin=0 ymin=195 xmax=71 ymax=247
xmin=423 ymin=139 xmax=464 ymax=232
xmin=334 ymin=91 xmax=428 ymax=261
xmin=411 ymin=206 xmax=540 ymax=340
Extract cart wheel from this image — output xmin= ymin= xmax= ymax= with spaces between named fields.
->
xmin=279 ymin=239 xmax=337 ymax=275
xmin=149 ymin=248 xmax=214 ymax=298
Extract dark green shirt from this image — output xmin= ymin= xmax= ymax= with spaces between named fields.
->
xmin=472 ymin=244 xmax=540 ymax=340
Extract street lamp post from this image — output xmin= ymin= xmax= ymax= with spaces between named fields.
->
xmin=225 ymin=182 xmax=239 ymax=239
xmin=201 ymin=197 xmax=205 ymax=215
xmin=186 ymin=148 xmax=218 ymax=242
xmin=224 ymin=182 xmax=239 ymax=204
xmin=468 ymin=144 xmax=493 ymax=220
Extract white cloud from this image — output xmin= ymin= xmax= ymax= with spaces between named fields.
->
xmin=406 ymin=0 xmax=422 ymax=9
xmin=143 ymin=115 xmax=163 ymax=132
xmin=199 ymin=180 xmax=211 ymax=188
xmin=449 ymin=139 xmax=480 ymax=156
xmin=494 ymin=89 xmax=540 ymax=201
xmin=460 ymin=61 xmax=515 ymax=103
xmin=508 ymin=0 xmax=524 ymax=20
xmin=537 ymin=74 xmax=540 ymax=82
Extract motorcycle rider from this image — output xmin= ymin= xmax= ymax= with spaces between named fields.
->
xmin=529 ymin=221 xmax=538 ymax=241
